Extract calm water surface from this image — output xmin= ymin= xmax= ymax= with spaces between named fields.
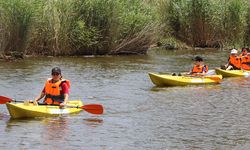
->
xmin=0 ymin=49 xmax=250 ymax=150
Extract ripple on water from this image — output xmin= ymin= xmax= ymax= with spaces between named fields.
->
xmin=0 ymin=51 xmax=250 ymax=149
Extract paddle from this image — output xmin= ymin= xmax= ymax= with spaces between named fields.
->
xmin=159 ymin=69 xmax=215 ymax=75
xmin=67 ymin=104 xmax=103 ymax=115
xmin=0 ymin=96 xmax=19 ymax=104
xmin=203 ymin=75 xmax=222 ymax=82
xmin=159 ymin=69 xmax=221 ymax=82
xmin=188 ymin=73 xmax=222 ymax=82
xmin=0 ymin=96 xmax=104 ymax=115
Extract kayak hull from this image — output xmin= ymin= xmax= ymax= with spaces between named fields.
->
xmin=148 ymin=73 xmax=222 ymax=86
xmin=6 ymin=100 xmax=83 ymax=119
xmin=215 ymin=68 xmax=250 ymax=77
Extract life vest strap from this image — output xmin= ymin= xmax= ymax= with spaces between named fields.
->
xmin=242 ymin=62 xmax=250 ymax=65
xmin=45 ymin=94 xmax=64 ymax=103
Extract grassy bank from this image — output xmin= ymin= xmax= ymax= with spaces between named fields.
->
xmin=0 ymin=0 xmax=160 ymax=56
xmin=158 ymin=0 xmax=250 ymax=49
xmin=1 ymin=0 xmax=250 ymax=58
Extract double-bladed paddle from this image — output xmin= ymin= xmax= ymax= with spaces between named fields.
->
xmin=159 ymin=70 xmax=222 ymax=83
xmin=203 ymin=75 xmax=222 ymax=82
xmin=0 ymin=96 xmax=103 ymax=115
xmin=0 ymin=96 xmax=19 ymax=104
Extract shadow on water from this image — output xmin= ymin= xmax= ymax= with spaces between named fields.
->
xmin=5 ymin=115 xmax=104 ymax=131
xmin=150 ymin=84 xmax=222 ymax=92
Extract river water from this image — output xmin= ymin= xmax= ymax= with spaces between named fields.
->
xmin=0 ymin=49 xmax=250 ymax=150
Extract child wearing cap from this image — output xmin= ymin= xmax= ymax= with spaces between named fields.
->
xmin=32 ymin=67 xmax=70 ymax=108
xmin=223 ymin=49 xmax=241 ymax=70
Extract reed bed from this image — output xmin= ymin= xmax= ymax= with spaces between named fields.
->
xmin=0 ymin=0 xmax=158 ymax=56
xmin=158 ymin=0 xmax=250 ymax=48
xmin=1 ymin=0 xmax=250 ymax=57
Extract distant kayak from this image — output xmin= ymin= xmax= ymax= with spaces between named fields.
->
xmin=148 ymin=73 xmax=222 ymax=86
xmin=6 ymin=100 xmax=83 ymax=119
xmin=215 ymin=68 xmax=250 ymax=77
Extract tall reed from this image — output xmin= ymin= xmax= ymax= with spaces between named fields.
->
xmin=158 ymin=0 xmax=249 ymax=48
xmin=244 ymin=1 xmax=250 ymax=46
xmin=0 ymin=0 xmax=158 ymax=56
xmin=0 ymin=0 xmax=34 ymax=54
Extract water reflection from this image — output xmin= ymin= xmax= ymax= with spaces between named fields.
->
xmin=41 ymin=117 xmax=69 ymax=142
xmin=150 ymin=84 xmax=222 ymax=92
xmin=82 ymin=118 xmax=103 ymax=127
xmin=0 ymin=113 xmax=10 ymax=121
xmin=1 ymin=49 xmax=250 ymax=149
xmin=2 ymin=117 xmax=71 ymax=149
xmin=5 ymin=118 xmax=40 ymax=129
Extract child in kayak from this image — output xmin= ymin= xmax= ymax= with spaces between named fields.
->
xmin=240 ymin=47 xmax=250 ymax=70
xmin=223 ymin=49 xmax=241 ymax=70
xmin=239 ymin=47 xmax=248 ymax=57
xmin=187 ymin=56 xmax=208 ymax=76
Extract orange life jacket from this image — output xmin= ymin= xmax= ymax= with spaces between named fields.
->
xmin=241 ymin=54 xmax=250 ymax=70
xmin=44 ymin=78 xmax=70 ymax=104
xmin=192 ymin=65 xmax=208 ymax=74
xmin=228 ymin=55 xmax=241 ymax=69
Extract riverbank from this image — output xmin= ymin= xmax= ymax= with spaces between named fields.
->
xmin=1 ymin=0 xmax=250 ymax=57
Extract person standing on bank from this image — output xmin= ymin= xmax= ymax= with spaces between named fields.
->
xmin=33 ymin=67 xmax=70 ymax=108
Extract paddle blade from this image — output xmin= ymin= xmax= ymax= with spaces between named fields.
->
xmin=204 ymin=75 xmax=222 ymax=82
xmin=0 ymin=96 xmax=13 ymax=104
xmin=80 ymin=104 xmax=104 ymax=115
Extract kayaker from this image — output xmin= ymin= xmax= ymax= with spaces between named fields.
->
xmin=224 ymin=49 xmax=241 ymax=70
xmin=240 ymin=47 xmax=250 ymax=70
xmin=187 ymin=56 xmax=208 ymax=76
xmin=239 ymin=47 xmax=248 ymax=57
xmin=32 ymin=67 xmax=70 ymax=108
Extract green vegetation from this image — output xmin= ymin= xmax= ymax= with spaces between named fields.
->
xmin=1 ymin=0 xmax=250 ymax=57
xmin=0 ymin=0 xmax=158 ymax=56
xmin=159 ymin=0 xmax=250 ymax=48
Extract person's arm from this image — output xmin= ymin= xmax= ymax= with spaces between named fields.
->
xmin=187 ymin=70 xmax=192 ymax=75
xmin=187 ymin=66 xmax=194 ymax=75
xmin=201 ymin=65 xmax=207 ymax=75
xmin=33 ymin=88 xmax=45 ymax=105
xmin=60 ymin=82 xmax=69 ymax=107
xmin=62 ymin=93 xmax=69 ymax=105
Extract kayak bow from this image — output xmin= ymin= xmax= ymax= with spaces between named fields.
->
xmin=215 ymin=68 xmax=250 ymax=77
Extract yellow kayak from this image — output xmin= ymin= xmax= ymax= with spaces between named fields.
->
xmin=215 ymin=68 xmax=250 ymax=77
xmin=148 ymin=73 xmax=222 ymax=86
xmin=6 ymin=100 xmax=83 ymax=119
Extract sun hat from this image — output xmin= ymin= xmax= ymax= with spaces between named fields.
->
xmin=230 ymin=49 xmax=238 ymax=54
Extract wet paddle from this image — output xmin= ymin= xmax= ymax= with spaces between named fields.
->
xmin=203 ymin=76 xmax=222 ymax=82
xmin=0 ymin=96 xmax=104 ymax=115
xmin=158 ymin=71 xmax=222 ymax=82
xmin=67 ymin=104 xmax=104 ymax=115
xmin=0 ymin=96 xmax=21 ymax=104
